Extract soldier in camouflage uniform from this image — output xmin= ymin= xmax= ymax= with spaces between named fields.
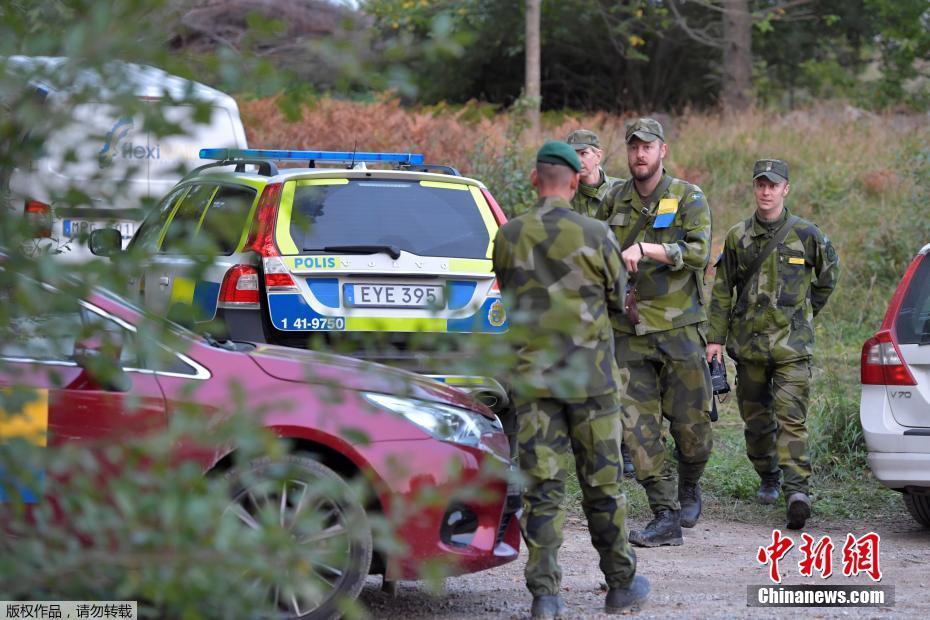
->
xmin=493 ymin=141 xmax=649 ymax=618
xmin=566 ymin=129 xmax=635 ymax=478
xmin=706 ymin=159 xmax=839 ymax=530
xmin=566 ymin=129 xmax=624 ymax=219
xmin=601 ymin=118 xmax=714 ymax=547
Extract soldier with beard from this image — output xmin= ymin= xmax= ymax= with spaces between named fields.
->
xmin=601 ymin=118 xmax=714 ymax=547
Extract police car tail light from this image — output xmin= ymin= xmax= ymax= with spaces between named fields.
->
xmin=219 ymin=265 xmax=260 ymax=306
xmin=248 ymin=182 xmax=283 ymax=257
xmin=24 ymin=199 xmax=52 ymax=238
xmin=480 ymin=188 xmax=508 ymax=226
xmin=861 ymin=330 xmax=916 ymax=386
xmin=263 ymin=256 xmax=297 ymax=291
xmin=490 ymin=279 xmax=500 ymax=293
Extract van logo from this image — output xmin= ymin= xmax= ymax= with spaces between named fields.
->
xmin=98 ymin=116 xmax=134 ymax=168
xmin=121 ymin=142 xmax=161 ymax=160
xmin=293 ymin=257 xmax=336 ymax=269
xmin=890 ymin=391 xmax=912 ymax=399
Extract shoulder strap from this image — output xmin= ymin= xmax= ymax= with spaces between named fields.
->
xmin=619 ymin=175 xmax=674 ymax=250
xmin=734 ymin=215 xmax=799 ymax=310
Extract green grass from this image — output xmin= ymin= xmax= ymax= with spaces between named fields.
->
xmin=565 ymin=412 xmax=901 ymax=523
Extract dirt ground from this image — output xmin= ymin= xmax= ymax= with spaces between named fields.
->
xmin=361 ymin=513 xmax=930 ymax=619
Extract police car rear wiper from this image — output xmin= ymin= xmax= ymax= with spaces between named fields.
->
xmin=307 ymin=244 xmax=403 ymax=260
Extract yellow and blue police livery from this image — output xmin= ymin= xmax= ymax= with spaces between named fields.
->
xmin=99 ymin=148 xmax=513 ymax=418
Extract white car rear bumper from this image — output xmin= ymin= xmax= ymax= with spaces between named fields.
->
xmin=861 ymin=384 xmax=930 ymax=489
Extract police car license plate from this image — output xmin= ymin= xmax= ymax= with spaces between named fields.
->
xmin=63 ymin=219 xmax=135 ymax=241
xmin=345 ymin=283 xmax=444 ymax=308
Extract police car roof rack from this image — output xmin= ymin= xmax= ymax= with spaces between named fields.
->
xmin=199 ymin=148 xmax=426 ymax=171
xmin=183 ymin=158 xmax=279 ymax=180
xmin=400 ymin=163 xmax=461 ymax=177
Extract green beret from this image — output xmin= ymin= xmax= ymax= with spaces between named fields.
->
xmin=536 ymin=140 xmax=582 ymax=172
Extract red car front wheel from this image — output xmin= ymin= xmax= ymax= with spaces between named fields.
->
xmin=223 ymin=454 xmax=373 ymax=619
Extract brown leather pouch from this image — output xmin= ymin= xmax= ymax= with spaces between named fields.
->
xmin=624 ymin=283 xmax=640 ymax=325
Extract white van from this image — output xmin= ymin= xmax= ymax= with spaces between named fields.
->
xmin=4 ymin=56 xmax=248 ymax=263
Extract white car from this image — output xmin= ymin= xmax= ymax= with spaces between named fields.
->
xmin=4 ymin=56 xmax=248 ymax=263
xmin=860 ymin=242 xmax=930 ymax=527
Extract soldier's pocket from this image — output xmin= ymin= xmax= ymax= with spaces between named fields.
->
xmin=609 ymin=208 xmax=631 ymax=228
xmin=777 ymin=246 xmax=811 ymax=306
xmin=577 ymin=408 xmax=622 ymax=487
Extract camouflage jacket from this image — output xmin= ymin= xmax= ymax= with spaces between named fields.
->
xmin=570 ymin=167 xmax=622 ymax=219
xmin=601 ymin=172 xmax=712 ymax=336
xmin=707 ymin=207 xmax=839 ymax=363
xmin=492 ymin=195 xmax=628 ymax=400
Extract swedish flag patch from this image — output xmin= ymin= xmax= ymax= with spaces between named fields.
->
xmin=653 ymin=198 xmax=679 ymax=229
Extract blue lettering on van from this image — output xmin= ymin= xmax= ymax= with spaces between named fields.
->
xmin=120 ymin=142 xmax=161 ymax=160
xmin=98 ymin=116 xmax=133 ymax=168
xmin=293 ymin=257 xmax=336 ymax=270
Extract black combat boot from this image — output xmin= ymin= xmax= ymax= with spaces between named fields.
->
xmin=678 ymin=481 xmax=702 ymax=528
xmin=621 ymin=442 xmax=636 ymax=478
xmin=786 ymin=492 xmax=812 ymax=530
xmin=605 ymin=575 xmax=650 ymax=614
xmin=757 ymin=474 xmax=780 ymax=505
xmin=530 ymin=594 xmax=566 ymax=619
xmin=628 ymin=509 xmax=683 ymax=547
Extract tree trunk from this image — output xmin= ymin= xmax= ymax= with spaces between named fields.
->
xmin=524 ymin=0 xmax=541 ymax=139
xmin=721 ymin=0 xmax=752 ymax=110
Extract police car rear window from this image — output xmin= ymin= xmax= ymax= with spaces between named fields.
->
xmin=896 ymin=255 xmax=930 ymax=344
xmin=289 ymin=180 xmax=490 ymax=259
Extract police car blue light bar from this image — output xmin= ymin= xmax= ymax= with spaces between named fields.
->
xmin=199 ymin=148 xmax=425 ymax=165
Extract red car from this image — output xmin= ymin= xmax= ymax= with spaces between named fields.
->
xmin=0 ymin=276 xmax=520 ymax=618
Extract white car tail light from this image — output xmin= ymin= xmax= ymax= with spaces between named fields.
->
xmin=861 ymin=330 xmax=917 ymax=386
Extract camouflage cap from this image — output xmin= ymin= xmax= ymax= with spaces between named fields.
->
xmin=753 ymin=159 xmax=789 ymax=183
xmin=625 ymin=117 xmax=665 ymax=143
xmin=566 ymin=129 xmax=601 ymax=151
xmin=536 ymin=140 xmax=582 ymax=172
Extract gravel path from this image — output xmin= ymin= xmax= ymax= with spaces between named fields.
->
xmin=361 ymin=513 xmax=930 ymax=618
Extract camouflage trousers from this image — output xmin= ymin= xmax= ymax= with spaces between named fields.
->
xmin=516 ymin=393 xmax=636 ymax=596
xmin=615 ymin=325 xmax=714 ymax=513
xmin=735 ymin=359 xmax=812 ymax=496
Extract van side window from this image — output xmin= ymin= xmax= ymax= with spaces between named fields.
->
xmin=199 ymin=186 xmax=257 ymax=255
xmin=160 ymin=184 xmax=218 ymax=254
xmin=131 ymin=186 xmax=189 ymax=252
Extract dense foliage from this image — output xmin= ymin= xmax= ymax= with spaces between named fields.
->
xmin=360 ymin=0 xmax=930 ymax=111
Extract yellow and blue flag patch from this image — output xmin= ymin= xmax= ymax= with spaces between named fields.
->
xmin=653 ymin=198 xmax=679 ymax=229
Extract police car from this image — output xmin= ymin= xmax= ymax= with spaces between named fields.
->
xmin=91 ymin=148 xmax=512 ymax=413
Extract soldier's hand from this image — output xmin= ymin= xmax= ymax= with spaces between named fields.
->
xmin=705 ymin=343 xmax=724 ymax=364
xmin=621 ymin=244 xmax=644 ymax=273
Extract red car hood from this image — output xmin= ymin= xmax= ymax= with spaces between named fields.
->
xmin=247 ymin=344 xmax=492 ymax=417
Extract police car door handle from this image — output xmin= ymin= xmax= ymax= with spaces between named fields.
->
xmin=159 ymin=276 xmax=170 ymax=288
